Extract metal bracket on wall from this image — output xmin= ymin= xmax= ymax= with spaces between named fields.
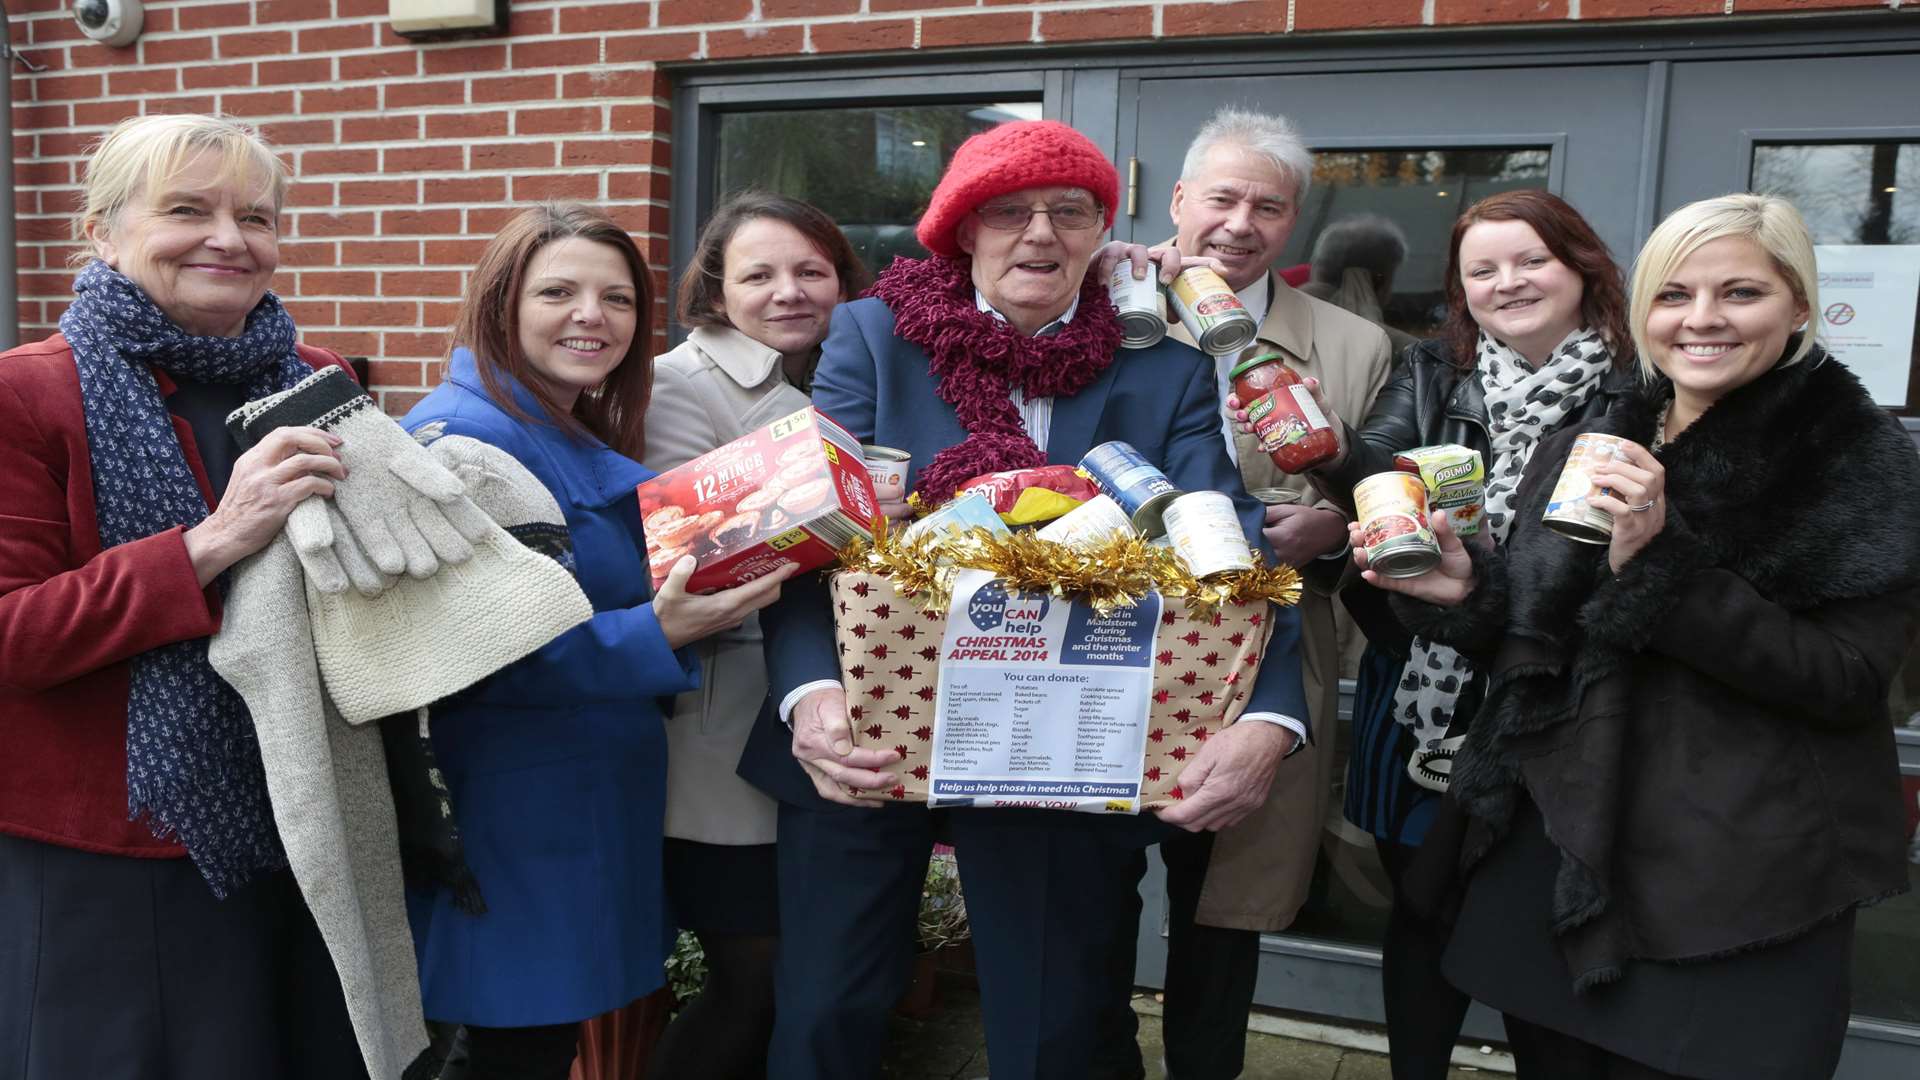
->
xmin=1126 ymin=156 xmax=1140 ymax=217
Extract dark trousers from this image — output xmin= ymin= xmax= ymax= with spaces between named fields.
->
xmin=1158 ymin=830 xmax=1260 ymax=1080
xmin=1377 ymin=839 xmax=1472 ymax=1080
xmin=1502 ymin=1014 xmax=1694 ymax=1080
xmin=461 ymin=1023 xmax=580 ymax=1080
xmin=769 ymin=798 xmax=1164 ymax=1080
xmin=0 ymin=833 xmax=368 ymax=1080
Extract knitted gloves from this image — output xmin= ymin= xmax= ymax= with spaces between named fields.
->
xmin=229 ymin=366 xmax=492 ymax=594
xmin=307 ymin=433 xmax=595 ymax=725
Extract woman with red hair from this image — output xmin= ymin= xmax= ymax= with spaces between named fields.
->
xmin=1235 ymin=188 xmax=1638 ymax=1078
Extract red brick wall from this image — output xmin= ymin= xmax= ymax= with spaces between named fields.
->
xmin=5 ymin=0 xmax=1906 ymax=412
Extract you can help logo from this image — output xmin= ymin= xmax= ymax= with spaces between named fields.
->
xmin=967 ymin=580 xmax=1051 ymax=632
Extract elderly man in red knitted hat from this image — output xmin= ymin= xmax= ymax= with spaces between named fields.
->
xmin=739 ymin=119 xmax=1310 ymax=1080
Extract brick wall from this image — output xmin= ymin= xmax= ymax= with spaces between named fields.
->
xmin=6 ymin=0 xmax=1907 ymax=412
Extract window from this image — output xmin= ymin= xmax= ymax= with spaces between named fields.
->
xmin=713 ymin=102 xmax=1043 ymax=275
xmin=1278 ymin=148 xmax=1552 ymax=344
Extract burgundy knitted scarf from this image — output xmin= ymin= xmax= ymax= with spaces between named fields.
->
xmin=867 ymin=254 xmax=1124 ymax=504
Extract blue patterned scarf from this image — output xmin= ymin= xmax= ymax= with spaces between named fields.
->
xmin=62 ymin=259 xmax=314 ymax=896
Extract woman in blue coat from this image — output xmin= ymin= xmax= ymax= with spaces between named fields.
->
xmin=401 ymin=203 xmax=795 ymax=1080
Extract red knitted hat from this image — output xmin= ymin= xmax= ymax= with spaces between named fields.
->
xmin=915 ymin=121 xmax=1119 ymax=258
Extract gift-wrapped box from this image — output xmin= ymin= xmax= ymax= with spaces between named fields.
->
xmin=832 ymin=571 xmax=1276 ymax=809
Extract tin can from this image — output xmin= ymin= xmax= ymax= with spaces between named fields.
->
xmin=1080 ymin=440 xmax=1183 ymax=537
xmin=1544 ymin=432 xmax=1628 ymax=544
xmin=861 ymin=444 xmax=911 ymax=504
xmin=1162 ymin=491 xmax=1254 ymax=578
xmin=1108 ymin=258 xmax=1168 ymax=349
xmin=1037 ymin=493 xmax=1134 ymax=547
xmin=1167 ymin=266 xmax=1257 ymax=355
xmin=1393 ymin=444 xmax=1486 ymax=537
xmin=1354 ymin=472 xmax=1442 ymax=578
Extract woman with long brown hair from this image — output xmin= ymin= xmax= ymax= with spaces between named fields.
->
xmin=398 ymin=204 xmax=793 ymax=1080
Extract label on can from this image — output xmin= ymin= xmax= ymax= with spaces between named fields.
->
xmin=1354 ymin=472 xmax=1441 ymax=578
xmin=1108 ymin=259 xmax=1168 ymax=349
xmin=1544 ymin=432 xmax=1627 ymax=544
xmin=1037 ymin=493 xmax=1135 ymax=547
xmin=1393 ymin=444 xmax=1485 ymax=537
xmin=1167 ymin=267 xmax=1256 ymax=355
xmin=1161 ymin=492 xmax=1254 ymax=578
xmin=862 ymin=444 xmax=912 ymax=503
xmin=1080 ymin=441 xmax=1183 ymax=537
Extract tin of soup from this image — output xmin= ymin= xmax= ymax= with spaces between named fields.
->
xmin=1393 ymin=444 xmax=1486 ymax=538
xmin=1108 ymin=258 xmax=1168 ymax=349
xmin=1167 ymin=266 xmax=1257 ymax=355
xmin=861 ymin=444 xmax=911 ymax=504
xmin=1162 ymin=491 xmax=1254 ymax=578
xmin=1037 ymin=493 xmax=1134 ymax=547
xmin=1544 ymin=432 xmax=1628 ymax=544
xmin=1354 ymin=472 xmax=1441 ymax=578
xmin=1080 ymin=440 xmax=1183 ymax=538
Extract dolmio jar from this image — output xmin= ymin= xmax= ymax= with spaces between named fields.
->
xmin=1228 ymin=347 xmax=1340 ymax=473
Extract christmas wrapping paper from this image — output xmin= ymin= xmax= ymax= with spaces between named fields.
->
xmin=832 ymin=571 xmax=1276 ymax=809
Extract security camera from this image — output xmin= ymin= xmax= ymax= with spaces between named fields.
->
xmin=72 ymin=0 xmax=145 ymax=48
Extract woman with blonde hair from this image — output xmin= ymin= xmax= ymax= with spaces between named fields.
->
xmin=0 ymin=113 xmax=367 ymax=1078
xmin=1372 ymin=193 xmax=1920 ymax=1078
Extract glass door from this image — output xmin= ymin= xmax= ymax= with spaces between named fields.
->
xmin=1116 ymin=59 xmax=1652 ymax=1040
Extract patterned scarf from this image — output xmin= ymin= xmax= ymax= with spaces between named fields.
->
xmin=63 ymin=259 xmax=314 ymax=896
xmin=1392 ymin=327 xmax=1614 ymax=754
xmin=866 ymin=255 xmax=1123 ymax=504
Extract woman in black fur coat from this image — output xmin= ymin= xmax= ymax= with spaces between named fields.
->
xmin=1365 ymin=194 xmax=1920 ymax=1079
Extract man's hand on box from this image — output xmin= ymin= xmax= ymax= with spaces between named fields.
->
xmin=655 ymin=557 xmax=797 ymax=650
xmin=792 ymin=686 xmax=902 ymax=807
xmin=1155 ymin=721 xmax=1295 ymax=832
xmin=877 ymin=498 xmax=914 ymax=522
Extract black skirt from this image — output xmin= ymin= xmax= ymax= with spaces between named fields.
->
xmin=663 ymin=838 xmax=780 ymax=937
xmin=0 ymin=832 xmax=368 ymax=1080
xmin=1442 ymin=805 xmax=1853 ymax=1080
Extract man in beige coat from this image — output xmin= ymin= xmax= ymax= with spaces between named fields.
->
xmin=1154 ymin=108 xmax=1394 ymax=1080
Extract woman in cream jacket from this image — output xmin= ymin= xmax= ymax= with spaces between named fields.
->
xmin=642 ymin=190 xmax=869 ymax=1080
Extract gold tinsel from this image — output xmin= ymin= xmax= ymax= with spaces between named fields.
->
xmin=837 ymin=519 xmax=1301 ymax=620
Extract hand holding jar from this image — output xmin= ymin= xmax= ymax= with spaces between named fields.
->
xmin=1225 ymin=347 xmax=1345 ymax=473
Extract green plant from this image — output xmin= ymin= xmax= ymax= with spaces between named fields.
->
xmin=917 ymin=851 xmax=971 ymax=953
xmin=664 ymin=929 xmax=708 ymax=1007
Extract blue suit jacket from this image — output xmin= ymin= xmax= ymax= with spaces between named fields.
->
xmin=741 ymin=295 xmax=1310 ymax=808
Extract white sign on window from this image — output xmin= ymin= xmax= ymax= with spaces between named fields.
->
xmin=1815 ymin=245 xmax=1920 ymax=407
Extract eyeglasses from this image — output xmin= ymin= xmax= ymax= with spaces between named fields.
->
xmin=973 ymin=202 xmax=1104 ymax=231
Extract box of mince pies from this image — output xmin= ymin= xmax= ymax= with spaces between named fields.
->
xmin=638 ymin=407 xmax=879 ymax=594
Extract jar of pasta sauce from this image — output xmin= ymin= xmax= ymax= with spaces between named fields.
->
xmin=1228 ymin=347 xmax=1340 ymax=473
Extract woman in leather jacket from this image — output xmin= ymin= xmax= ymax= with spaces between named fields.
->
xmin=1235 ymin=189 xmax=1636 ymax=1079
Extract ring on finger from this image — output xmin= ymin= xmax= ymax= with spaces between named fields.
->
xmin=1629 ymin=500 xmax=1656 ymax=513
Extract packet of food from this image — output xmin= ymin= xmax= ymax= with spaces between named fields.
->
xmin=955 ymin=464 xmax=1100 ymax=526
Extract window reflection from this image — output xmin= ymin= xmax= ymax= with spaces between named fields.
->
xmin=715 ymin=102 xmax=1042 ymax=273
xmin=1280 ymin=148 xmax=1551 ymax=343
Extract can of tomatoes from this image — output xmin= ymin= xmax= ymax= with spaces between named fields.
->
xmin=1167 ymin=266 xmax=1257 ymax=355
xmin=1080 ymin=440 xmax=1183 ymax=538
xmin=1162 ymin=491 xmax=1254 ymax=578
xmin=1354 ymin=472 xmax=1441 ymax=578
xmin=1228 ymin=347 xmax=1340 ymax=472
xmin=1108 ymin=257 xmax=1168 ymax=349
xmin=1543 ymin=432 xmax=1629 ymax=544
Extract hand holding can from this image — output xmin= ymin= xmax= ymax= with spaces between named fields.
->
xmin=1583 ymin=439 xmax=1665 ymax=573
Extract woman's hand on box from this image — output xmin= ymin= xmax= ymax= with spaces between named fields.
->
xmin=655 ymin=557 xmax=798 ymax=650
xmin=791 ymin=686 xmax=901 ymax=806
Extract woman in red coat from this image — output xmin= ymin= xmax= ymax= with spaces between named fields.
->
xmin=0 ymin=114 xmax=367 ymax=1079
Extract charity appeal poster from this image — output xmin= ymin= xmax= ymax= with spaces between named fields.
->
xmin=1814 ymin=244 xmax=1920 ymax=406
xmin=929 ymin=569 xmax=1162 ymax=813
